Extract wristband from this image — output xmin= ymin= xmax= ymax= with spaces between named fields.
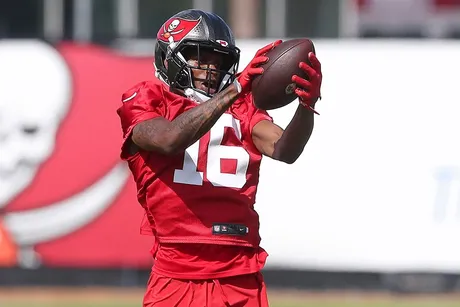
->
xmin=233 ymin=78 xmax=242 ymax=93
xmin=299 ymin=100 xmax=320 ymax=115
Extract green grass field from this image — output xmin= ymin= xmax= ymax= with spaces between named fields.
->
xmin=1 ymin=288 xmax=459 ymax=307
xmin=4 ymin=299 xmax=460 ymax=307
xmin=4 ymin=303 xmax=460 ymax=307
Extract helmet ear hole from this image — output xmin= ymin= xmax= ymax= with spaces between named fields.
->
xmin=161 ymin=51 xmax=168 ymax=68
xmin=177 ymin=71 xmax=189 ymax=87
xmin=166 ymin=56 xmax=192 ymax=89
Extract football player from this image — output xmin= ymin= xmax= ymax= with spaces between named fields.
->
xmin=117 ymin=9 xmax=322 ymax=307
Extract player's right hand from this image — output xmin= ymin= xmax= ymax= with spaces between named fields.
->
xmin=236 ymin=40 xmax=282 ymax=95
xmin=292 ymin=52 xmax=322 ymax=114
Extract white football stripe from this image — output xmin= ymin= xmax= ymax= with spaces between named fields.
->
xmin=122 ymin=92 xmax=137 ymax=102
xmin=4 ymin=163 xmax=129 ymax=246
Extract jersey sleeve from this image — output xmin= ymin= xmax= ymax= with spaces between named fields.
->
xmin=247 ymin=94 xmax=273 ymax=133
xmin=116 ymin=81 xmax=166 ymax=159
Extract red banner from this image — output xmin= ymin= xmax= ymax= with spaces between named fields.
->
xmin=0 ymin=41 xmax=156 ymax=268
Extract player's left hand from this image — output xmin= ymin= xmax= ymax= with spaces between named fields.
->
xmin=291 ymin=52 xmax=322 ymax=115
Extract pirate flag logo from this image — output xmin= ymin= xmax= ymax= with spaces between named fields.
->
xmin=157 ymin=17 xmax=202 ymax=44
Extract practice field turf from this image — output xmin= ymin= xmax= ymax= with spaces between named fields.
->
xmin=4 ymin=303 xmax=460 ymax=307
xmin=4 ymin=300 xmax=460 ymax=307
xmin=1 ymin=288 xmax=459 ymax=307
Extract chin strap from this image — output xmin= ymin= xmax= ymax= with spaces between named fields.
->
xmin=185 ymin=88 xmax=211 ymax=104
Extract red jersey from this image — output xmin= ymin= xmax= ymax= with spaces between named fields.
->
xmin=117 ymin=76 xmax=272 ymax=278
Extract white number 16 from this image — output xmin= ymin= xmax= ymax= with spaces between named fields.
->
xmin=173 ymin=113 xmax=250 ymax=188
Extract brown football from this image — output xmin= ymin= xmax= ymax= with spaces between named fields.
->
xmin=252 ymin=38 xmax=315 ymax=110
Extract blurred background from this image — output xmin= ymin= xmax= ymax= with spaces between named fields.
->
xmin=1 ymin=0 xmax=460 ymax=307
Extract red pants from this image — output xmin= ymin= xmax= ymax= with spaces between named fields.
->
xmin=143 ymin=271 xmax=269 ymax=307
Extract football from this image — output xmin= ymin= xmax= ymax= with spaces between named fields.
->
xmin=251 ymin=38 xmax=316 ymax=110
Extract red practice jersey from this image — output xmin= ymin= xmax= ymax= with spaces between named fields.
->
xmin=117 ymin=76 xmax=272 ymax=278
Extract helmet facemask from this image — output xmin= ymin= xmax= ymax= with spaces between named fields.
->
xmin=166 ymin=40 xmax=240 ymax=98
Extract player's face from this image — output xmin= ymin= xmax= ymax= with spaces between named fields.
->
xmin=184 ymin=48 xmax=224 ymax=95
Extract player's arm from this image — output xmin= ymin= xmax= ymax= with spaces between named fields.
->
xmin=252 ymin=106 xmax=315 ymax=163
xmin=252 ymin=52 xmax=322 ymax=164
xmin=132 ymin=84 xmax=240 ymax=155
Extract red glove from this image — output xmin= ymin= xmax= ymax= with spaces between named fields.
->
xmin=235 ymin=40 xmax=282 ymax=94
xmin=292 ymin=52 xmax=322 ymax=114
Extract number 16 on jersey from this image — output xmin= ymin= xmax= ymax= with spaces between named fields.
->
xmin=173 ymin=113 xmax=250 ymax=189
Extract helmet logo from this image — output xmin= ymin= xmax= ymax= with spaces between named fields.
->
xmin=216 ymin=40 xmax=229 ymax=47
xmin=158 ymin=17 xmax=202 ymax=44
